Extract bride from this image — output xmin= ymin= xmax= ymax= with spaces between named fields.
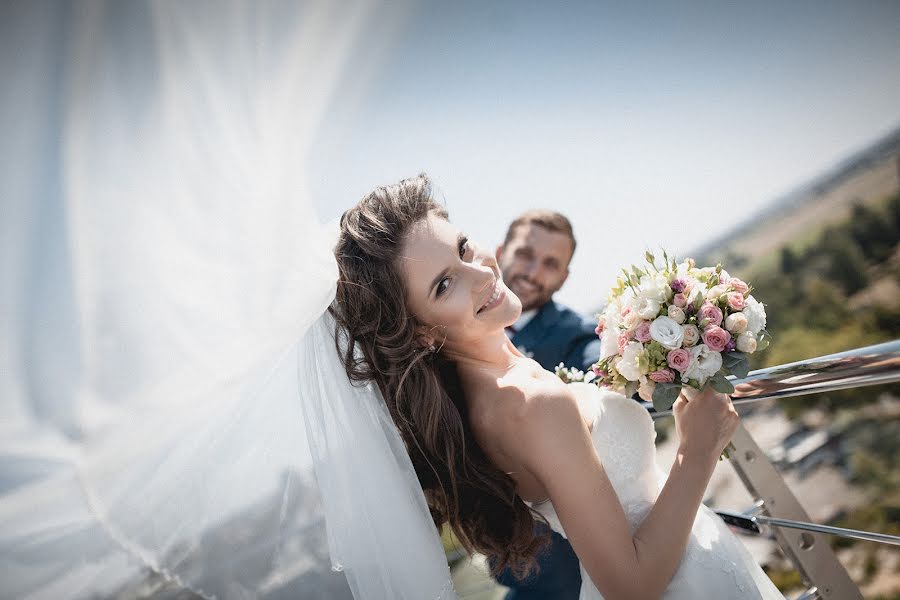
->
xmin=1 ymin=173 xmax=784 ymax=600
xmin=1 ymin=4 xmax=783 ymax=598
xmin=329 ymin=174 xmax=783 ymax=599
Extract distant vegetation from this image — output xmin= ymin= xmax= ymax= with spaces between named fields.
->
xmin=744 ymin=192 xmax=900 ymax=413
xmin=704 ymin=191 xmax=899 ymax=593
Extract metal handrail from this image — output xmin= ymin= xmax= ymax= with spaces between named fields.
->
xmin=714 ymin=508 xmax=900 ymax=546
xmin=641 ymin=340 xmax=900 ymax=599
xmin=642 ymin=339 xmax=900 ymax=418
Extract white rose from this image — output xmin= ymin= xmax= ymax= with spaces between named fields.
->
xmin=602 ymin=300 xmax=623 ymax=331
xmin=667 ymin=305 xmax=686 ymax=324
xmin=638 ymin=273 xmax=670 ymax=303
xmin=724 ymin=312 xmax=748 ymax=334
xmin=736 ymin=332 xmax=758 ymax=353
xmin=682 ymin=344 xmax=723 ymax=384
xmin=650 ymin=316 xmax=685 ymax=350
xmin=706 ymin=284 xmax=728 ymax=301
xmin=684 ymin=278 xmax=703 ymax=305
xmin=617 ymin=341 xmax=647 ymax=381
xmin=638 ymin=378 xmax=657 ymax=402
xmin=681 ymin=324 xmax=700 ymax=347
xmin=743 ymin=295 xmax=767 ymax=335
xmin=635 ymin=296 xmax=662 ymax=320
xmin=619 ymin=285 xmax=638 ymax=308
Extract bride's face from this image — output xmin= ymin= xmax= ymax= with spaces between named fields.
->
xmin=400 ymin=213 xmax=521 ymax=348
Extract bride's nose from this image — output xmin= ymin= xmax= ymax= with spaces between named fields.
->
xmin=471 ymin=250 xmax=497 ymax=291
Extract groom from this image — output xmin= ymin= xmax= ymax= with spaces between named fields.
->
xmin=493 ymin=210 xmax=600 ymax=599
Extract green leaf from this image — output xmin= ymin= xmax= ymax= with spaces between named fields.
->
xmin=756 ymin=337 xmax=770 ymax=351
xmin=723 ymin=350 xmax=747 ymax=364
xmin=733 ymin=356 xmax=750 ymax=378
xmin=624 ymin=380 xmax=639 ymax=400
xmin=723 ymin=351 xmax=750 ymax=378
xmin=652 ymin=383 xmax=682 ymax=412
xmin=709 ymin=373 xmax=735 ymax=394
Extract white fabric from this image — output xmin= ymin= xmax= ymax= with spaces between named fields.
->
xmin=530 ymin=383 xmax=784 ymax=599
xmin=0 ymin=2 xmax=455 ymax=599
xmin=510 ymin=308 xmax=539 ymax=333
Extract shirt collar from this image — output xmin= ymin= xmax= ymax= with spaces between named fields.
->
xmin=512 ymin=308 xmax=538 ymax=332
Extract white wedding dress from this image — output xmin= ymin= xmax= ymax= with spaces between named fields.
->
xmin=531 ymin=383 xmax=784 ymax=600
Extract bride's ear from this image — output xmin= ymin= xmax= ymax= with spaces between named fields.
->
xmin=412 ymin=324 xmax=433 ymax=349
xmin=414 ymin=324 xmax=443 ymax=353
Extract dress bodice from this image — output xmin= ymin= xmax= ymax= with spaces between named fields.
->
xmin=529 ymin=383 xmax=784 ymax=600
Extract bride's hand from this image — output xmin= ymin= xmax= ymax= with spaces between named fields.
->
xmin=672 ymin=386 xmax=739 ymax=461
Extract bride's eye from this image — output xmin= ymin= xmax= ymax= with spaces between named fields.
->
xmin=458 ymin=236 xmax=469 ymax=260
xmin=436 ymin=277 xmax=451 ymax=297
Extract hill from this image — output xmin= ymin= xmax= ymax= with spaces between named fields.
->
xmin=694 ymin=125 xmax=900 ymax=273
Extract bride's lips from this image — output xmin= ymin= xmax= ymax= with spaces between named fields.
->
xmin=477 ymin=279 xmax=505 ymax=314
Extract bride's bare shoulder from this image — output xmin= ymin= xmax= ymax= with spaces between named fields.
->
xmin=484 ymin=374 xmax=588 ymax=449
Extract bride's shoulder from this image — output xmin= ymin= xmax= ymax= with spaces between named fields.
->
xmin=502 ymin=378 xmax=590 ymax=440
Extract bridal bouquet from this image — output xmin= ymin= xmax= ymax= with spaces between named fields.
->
xmin=591 ymin=251 xmax=769 ymax=412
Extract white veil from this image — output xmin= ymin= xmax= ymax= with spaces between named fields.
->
xmin=0 ymin=2 xmax=456 ymax=598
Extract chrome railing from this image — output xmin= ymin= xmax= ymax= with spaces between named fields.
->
xmin=645 ymin=340 xmax=900 ymax=600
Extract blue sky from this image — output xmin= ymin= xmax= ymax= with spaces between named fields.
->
xmin=309 ymin=1 xmax=900 ymax=312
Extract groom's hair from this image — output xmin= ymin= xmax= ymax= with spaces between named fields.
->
xmin=332 ymin=173 xmax=548 ymax=578
xmin=504 ymin=209 xmax=577 ymax=257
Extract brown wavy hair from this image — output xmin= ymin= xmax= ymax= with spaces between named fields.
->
xmin=330 ymin=173 xmax=548 ymax=577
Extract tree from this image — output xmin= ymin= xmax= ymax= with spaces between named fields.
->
xmin=780 ymin=247 xmax=796 ymax=274
xmin=823 ymin=231 xmax=869 ymax=295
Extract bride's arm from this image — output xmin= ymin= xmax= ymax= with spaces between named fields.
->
xmin=512 ymin=386 xmax=737 ymax=600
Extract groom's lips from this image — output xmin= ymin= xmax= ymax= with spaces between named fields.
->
xmin=511 ymin=277 xmax=541 ymax=295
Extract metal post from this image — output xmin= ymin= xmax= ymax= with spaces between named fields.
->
xmin=727 ymin=423 xmax=862 ymax=600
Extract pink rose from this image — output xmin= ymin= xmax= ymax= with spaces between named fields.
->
xmin=595 ymin=321 xmax=604 ymax=337
xmin=697 ymin=301 xmax=723 ymax=327
xmin=592 ymin=365 xmax=608 ymax=378
xmin=634 ymin=321 xmax=652 ymax=343
xmin=726 ymin=292 xmax=745 ymax=311
xmin=728 ymin=278 xmax=749 ymax=294
xmin=701 ymin=325 xmax=731 ymax=353
xmin=649 ymin=368 xmax=676 ymax=383
xmin=667 ymin=348 xmax=692 ymax=372
xmin=617 ymin=331 xmax=632 ymax=354
xmin=673 ymin=293 xmax=688 ymax=308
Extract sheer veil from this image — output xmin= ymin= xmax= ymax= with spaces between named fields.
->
xmin=0 ymin=2 xmax=455 ymax=598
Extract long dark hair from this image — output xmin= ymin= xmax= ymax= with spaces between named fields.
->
xmin=330 ymin=174 xmax=547 ymax=576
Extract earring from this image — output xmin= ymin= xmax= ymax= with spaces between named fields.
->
xmin=428 ymin=343 xmax=436 ymax=353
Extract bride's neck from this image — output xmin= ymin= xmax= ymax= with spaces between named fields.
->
xmin=442 ymin=331 xmax=523 ymax=377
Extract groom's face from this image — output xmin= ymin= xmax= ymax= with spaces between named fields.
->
xmin=496 ymin=224 xmax=572 ymax=312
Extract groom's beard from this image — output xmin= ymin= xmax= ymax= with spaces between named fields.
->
xmin=508 ymin=275 xmax=548 ymax=312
